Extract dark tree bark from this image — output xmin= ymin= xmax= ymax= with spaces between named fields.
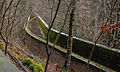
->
xmin=44 ymin=0 xmax=61 ymax=72
xmin=64 ymin=0 xmax=76 ymax=71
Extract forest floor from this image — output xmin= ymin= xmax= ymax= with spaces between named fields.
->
xmin=0 ymin=39 xmax=62 ymax=72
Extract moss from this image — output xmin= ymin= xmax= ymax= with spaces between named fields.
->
xmin=37 ymin=17 xmax=48 ymax=38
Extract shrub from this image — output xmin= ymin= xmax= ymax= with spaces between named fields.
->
xmin=23 ymin=58 xmax=34 ymax=66
xmin=29 ymin=63 xmax=44 ymax=72
xmin=0 ymin=42 xmax=4 ymax=51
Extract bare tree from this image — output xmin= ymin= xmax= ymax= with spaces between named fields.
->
xmin=0 ymin=0 xmax=22 ymax=55
xmin=79 ymin=0 xmax=119 ymax=72
xmin=45 ymin=0 xmax=61 ymax=72
xmin=0 ymin=0 xmax=13 ymax=55
xmin=64 ymin=0 xmax=76 ymax=71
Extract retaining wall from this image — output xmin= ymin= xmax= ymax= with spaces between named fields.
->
xmin=25 ymin=14 xmax=120 ymax=72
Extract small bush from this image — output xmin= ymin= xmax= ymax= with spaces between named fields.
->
xmin=23 ymin=58 xmax=34 ymax=66
xmin=0 ymin=43 xmax=4 ymax=51
xmin=29 ymin=63 xmax=44 ymax=72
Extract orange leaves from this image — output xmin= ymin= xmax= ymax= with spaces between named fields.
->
xmin=106 ymin=25 xmax=110 ymax=27
xmin=111 ymin=24 xmax=115 ymax=29
xmin=101 ymin=23 xmax=120 ymax=36
xmin=116 ymin=27 xmax=119 ymax=29
xmin=16 ymin=51 xmax=21 ymax=55
xmin=101 ymin=25 xmax=106 ymax=30
xmin=15 ymin=50 xmax=21 ymax=55
xmin=118 ymin=22 xmax=120 ymax=26
xmin=111 ymin=24 xmax=115 ymax=27
xmin=106 ymin=28 xmax=110 ymax=36
xmin=101 ymin=24 xmax=110 ymax=36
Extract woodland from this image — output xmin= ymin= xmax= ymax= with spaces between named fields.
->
xmin=0 ymin=0 xmax=120 ymax=72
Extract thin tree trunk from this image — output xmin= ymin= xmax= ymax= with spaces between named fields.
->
xmin=64 ymin=0 xmax=76 ymax=71
xmin=44 ymin=0 xmax=61 ymax=72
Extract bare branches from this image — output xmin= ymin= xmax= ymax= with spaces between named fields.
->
xmin=0 ymin=0 xmax=13 ymax=31
xmin=45 ymin=0 xmax=61 ymax=56
xmin=80 ymin=0 xmax=119 ymax=71
xmin=50 ymin=2 xmax=72 ymax=55
xmin=0 ymin=0 xmax=13 ymax=55
xmin=9 ymin=0 xmax=21 ymax=36
xmin=45 ymin=0 xmax=61 ymax=72
xmin=64 ymin=0 xmax=76 ymax=71
xmin=0 ymin=0 xmax=22 ymax=55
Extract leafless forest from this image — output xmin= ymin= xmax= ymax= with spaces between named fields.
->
xmin=27 ymin=0 xmax=120 ymax=49
xmin=0 ymin=0 xmax=119 ymax=49
xmin=0 ymin=0 xmax=120 ymax=72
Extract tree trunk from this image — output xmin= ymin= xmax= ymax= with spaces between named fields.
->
xmin=64 ymin=0 xmax=76 ymax=71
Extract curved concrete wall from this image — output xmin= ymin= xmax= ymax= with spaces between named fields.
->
xmin=37 ymin=14 xmax=120 ymax=71
xmin=25 ymin=14 xmax=120 ymax=72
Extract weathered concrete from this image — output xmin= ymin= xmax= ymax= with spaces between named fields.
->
xmin=0 ymin=50 xmax=19 ymax=72
xmin=25 ymin=15 xmax=116 ymax=72
xmin=36 ymin=14 xmax=120 ymax=71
